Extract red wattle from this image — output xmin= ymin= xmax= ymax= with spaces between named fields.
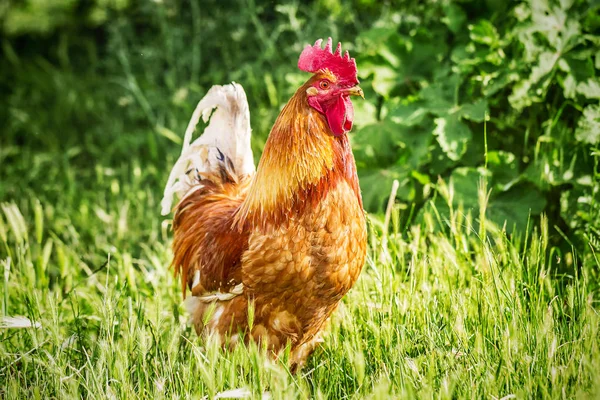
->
xmin=325 ymin=95 xmax=354 ymax=136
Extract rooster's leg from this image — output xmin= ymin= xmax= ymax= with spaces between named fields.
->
xmin=289 ymin=334 xmax=324 ymax=373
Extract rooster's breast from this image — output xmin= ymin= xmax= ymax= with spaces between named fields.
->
xmin=241 ymin=178 xmax=367 ymax=350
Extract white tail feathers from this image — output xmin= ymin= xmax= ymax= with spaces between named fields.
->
xmin=161 ymin=83 xmax=255 ymax=215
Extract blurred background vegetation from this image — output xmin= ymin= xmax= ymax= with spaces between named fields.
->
xmin=1 ymin=0 xmax=599 ymax=268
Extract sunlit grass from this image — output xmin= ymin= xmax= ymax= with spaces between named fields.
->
xmin=1 ymin=156 xmax=599 ymax=399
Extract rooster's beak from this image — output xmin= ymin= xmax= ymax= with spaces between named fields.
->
xmin=344 ymin=86 xmax=364 ymax=99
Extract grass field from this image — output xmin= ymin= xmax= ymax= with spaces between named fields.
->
xmin=1 ymin=154 xmax=599 ymax=398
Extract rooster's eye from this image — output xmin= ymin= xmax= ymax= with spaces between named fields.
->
xmin=319 ymin=80 xmax=330 ymax=90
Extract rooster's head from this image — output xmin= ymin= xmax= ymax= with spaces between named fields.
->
xmin=298 ymin=38 xmax=363 ymax=136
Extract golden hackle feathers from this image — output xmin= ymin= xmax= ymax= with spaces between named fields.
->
xmin=235 ymin=71 xmax=360 ymax=229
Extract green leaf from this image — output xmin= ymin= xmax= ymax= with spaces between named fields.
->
xmin=528 ymin=50 xmax=559 ymax=83
xmin=353 ymin=122 xmax=402 ymax=169
xmin=420 ymin=73 xmax=460 ymax=115
xmin=359 ymin=167 xmax=411 ymax=212
xmin=563 ymin=53 xmax=596 ymax=82
xmin=394 ymin=122 xmax=434 ymax=169
xmin=442 ymin=4 xmax=467 ymax=34
xmin=353 ymin=119 xmax=433 ymax=170
xmin=487 ymin=185 xmax=547 ymax=233
xmin=457 ymin=99 xmax=488 ymax=122
xmin=483 ymin=70 xmax=520 ymax=97
xmin=527 ymin=0 xmax=581 ymax=52
xmin=469 ymin=20 xmax=500 ymax=47
xmin=509 ymin=51 xmax=558 ymax=110
xmin=360 ymin=63 xmax=398 ymax=97
xmin=562 ymin=74 xmax=577 ymax=99
xmin=387 ymin=103 xmax=429 ymax=127
xmin=486 ymin=151 xmax=519 ymax=191
xmin=433 ymin=115 xmax=472 ymax=161
xmin=575 ymin=104 xmax=600 ymax=144
xmin=576 ymin=78 xmax=600 ymax=99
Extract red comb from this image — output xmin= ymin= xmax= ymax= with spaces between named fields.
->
xmin=298 ymin=38 xmax=358 ymax=86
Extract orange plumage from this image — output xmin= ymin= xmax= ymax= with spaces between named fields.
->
xmin=164 ymin=38 xmax=367 ymax=368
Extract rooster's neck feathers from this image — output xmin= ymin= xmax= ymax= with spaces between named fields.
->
xmin=236 ymin=81 xmax=361 ymax=228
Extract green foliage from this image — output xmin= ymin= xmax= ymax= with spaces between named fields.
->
xmin=1 ymin=0 xmax=600 ymax=397
xmin=351 ymin=0 xmax=600 ymax=262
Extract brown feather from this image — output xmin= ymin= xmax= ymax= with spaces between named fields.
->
xmin=172 ymin=171 xmax=251 ymax=297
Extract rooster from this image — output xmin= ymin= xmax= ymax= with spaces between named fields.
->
xmin=161 ymin=38 xmax=367 ymax=368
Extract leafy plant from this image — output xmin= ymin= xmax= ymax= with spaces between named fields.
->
xmin=351 ymin=0 xmax=599 ymax=263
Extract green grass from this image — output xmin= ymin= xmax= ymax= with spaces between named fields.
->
xmin=1 ymin=155 xmax=599 ymax=398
